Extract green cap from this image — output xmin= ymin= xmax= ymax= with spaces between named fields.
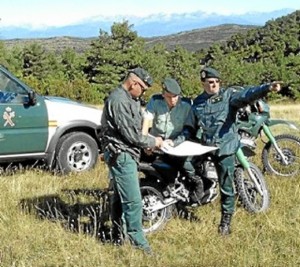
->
xmin=200 ymin=67 xmax=221 ymax=80
xmin=162 ymin=78 xmax=181 ymax=95
xmin=129 ymin=67 xmax=153 ymax=87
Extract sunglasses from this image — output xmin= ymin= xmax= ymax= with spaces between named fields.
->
xmin=207 ymin=80 xmax=220 ymax=84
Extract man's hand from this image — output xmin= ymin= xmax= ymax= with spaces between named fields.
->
xmin=154 ymin=136 xmax=164 ymax=148
xmin=269 ymin=81 xmax=283 ymax=92
xmin=162 ymin=139 xmax=174 ymax=147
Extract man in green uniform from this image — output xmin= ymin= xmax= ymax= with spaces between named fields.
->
xmin=100 ymin=67 xmax=163 ymax=254
xmin=144 ymin=78 xmax=204 ymax=205
xmin=182 ymin=67 xmax=282 ymax=235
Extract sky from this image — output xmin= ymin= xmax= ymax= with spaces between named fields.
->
xmin=1 ymin=0 xmax=299 ymax=28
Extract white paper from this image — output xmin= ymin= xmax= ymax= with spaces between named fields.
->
xmin=161 ymin=141 xmax=218 ymax=156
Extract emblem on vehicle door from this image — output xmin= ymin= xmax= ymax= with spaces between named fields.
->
xmin=3 ymin=107 xmax=15 ymax=127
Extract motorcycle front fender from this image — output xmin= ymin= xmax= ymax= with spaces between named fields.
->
xmin=240 ymin=144 xmax=256 ymax=158
xmin=267 ymin=119 xmax=299 ymax=130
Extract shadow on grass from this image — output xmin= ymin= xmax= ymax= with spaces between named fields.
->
xmin=20 ymin=188 xmax=113 ymax=243
xmin=20 ymin=188 xmax=203 ymax=244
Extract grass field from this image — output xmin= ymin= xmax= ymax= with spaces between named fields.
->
xmin=0 ymin=104 xmax=300 ymax=267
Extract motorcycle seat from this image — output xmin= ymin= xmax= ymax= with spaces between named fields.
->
xmin=152 ymin=159 xmax=173 ymax=171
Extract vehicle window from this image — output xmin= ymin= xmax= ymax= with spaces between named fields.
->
xmin=0 ymin=72 xmax=10 ymax=90
xmin=0 ymin=71 xmax=27 ymax=103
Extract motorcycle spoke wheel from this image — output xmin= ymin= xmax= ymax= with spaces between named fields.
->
xmin=235 ymin=163 xmax=270 ymax=213
xmin=140 ymin=185 xmax=169 ymax=234
xmin=262 ymin=134 xmax=300 ymax=177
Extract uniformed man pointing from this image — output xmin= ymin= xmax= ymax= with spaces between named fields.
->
xmin=186 ymin=67 xmax=281 ymax=235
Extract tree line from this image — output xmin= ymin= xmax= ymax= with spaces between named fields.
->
xmin=0 ymin=10 xmax=299 ymax=104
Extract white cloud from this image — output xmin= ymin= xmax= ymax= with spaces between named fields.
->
xmin=0 ymin=0 xmax=298 ymax=28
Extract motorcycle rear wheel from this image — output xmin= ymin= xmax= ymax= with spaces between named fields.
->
xmin=140 ymin=180 xmax=171 ymax=234
xmin=235 ymin=162 xmax=270 ymax=213
xmin=262 ymin=134 xmax=300 ymax=177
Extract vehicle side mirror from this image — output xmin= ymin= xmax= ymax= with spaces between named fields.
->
xmin=27 ymin=90 xmax=37 ymax=106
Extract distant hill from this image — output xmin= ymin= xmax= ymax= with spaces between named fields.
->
xmin=2 ymin=24 xmax=259 ymax=53
xmin=3 ymin=36 xmax=94 ymax=54
xmin=145 ymin=24 xmax=258 ymax=51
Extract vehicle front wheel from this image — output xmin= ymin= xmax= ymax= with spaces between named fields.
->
xmin=56 ymin=132 xmax=98 ymax=174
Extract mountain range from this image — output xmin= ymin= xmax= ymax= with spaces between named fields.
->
xmin=2 ymin=24 xmax=259 ymax=53
xmin=0 ymin=8 xmax=296 ymax=40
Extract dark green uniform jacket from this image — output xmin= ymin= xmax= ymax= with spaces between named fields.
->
xmin=100 ymin=85 xmax=156 ymax=161
xmin=189 ymin=84 xmax=271 ymax=156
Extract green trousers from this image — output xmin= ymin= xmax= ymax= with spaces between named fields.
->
xmin=215 ymin=154 xmax=236 ymax=214
xmin=104 ymin=150 xmax=150 ymax=250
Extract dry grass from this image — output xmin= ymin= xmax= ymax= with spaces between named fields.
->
xmin=0 ymin=103 xmax=300 ymax=267
xmin=270 ymin=104 xmax=300 ymax=124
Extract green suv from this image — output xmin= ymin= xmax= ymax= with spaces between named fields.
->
xmin=0 ymin=65 xmax=102 ymax=174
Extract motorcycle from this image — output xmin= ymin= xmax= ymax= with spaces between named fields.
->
xmin=237 ymin=97 xmax=300 ymax=177
xmin=139 ymin=144 xmax=270 ymax=234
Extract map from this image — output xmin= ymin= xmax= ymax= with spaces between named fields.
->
xmin=161 ymin=141 xmax=218 ymax=156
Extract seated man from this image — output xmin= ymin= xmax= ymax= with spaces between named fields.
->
xmin=144 ymin=77 xmax=204 ymax=205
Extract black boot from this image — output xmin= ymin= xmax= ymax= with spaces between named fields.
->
xmin=189 ymin=176 xmax=204 ymax=207
xmin=218 ymin=213 xmax=232 ymax=235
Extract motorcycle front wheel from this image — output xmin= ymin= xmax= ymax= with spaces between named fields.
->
xmin=262 ymin=134 xmax=300 ymax=177
xmin=235 ymin=162 xmax=270 ymax=213
xmin=140 ymin=180 xmax=170 ymax=234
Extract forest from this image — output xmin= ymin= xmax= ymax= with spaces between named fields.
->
xmin=0 ymin=10 xmax=299 ymax=104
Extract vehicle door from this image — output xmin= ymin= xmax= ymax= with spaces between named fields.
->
xmin=0 ymin=69 xmax=48 ymax=155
